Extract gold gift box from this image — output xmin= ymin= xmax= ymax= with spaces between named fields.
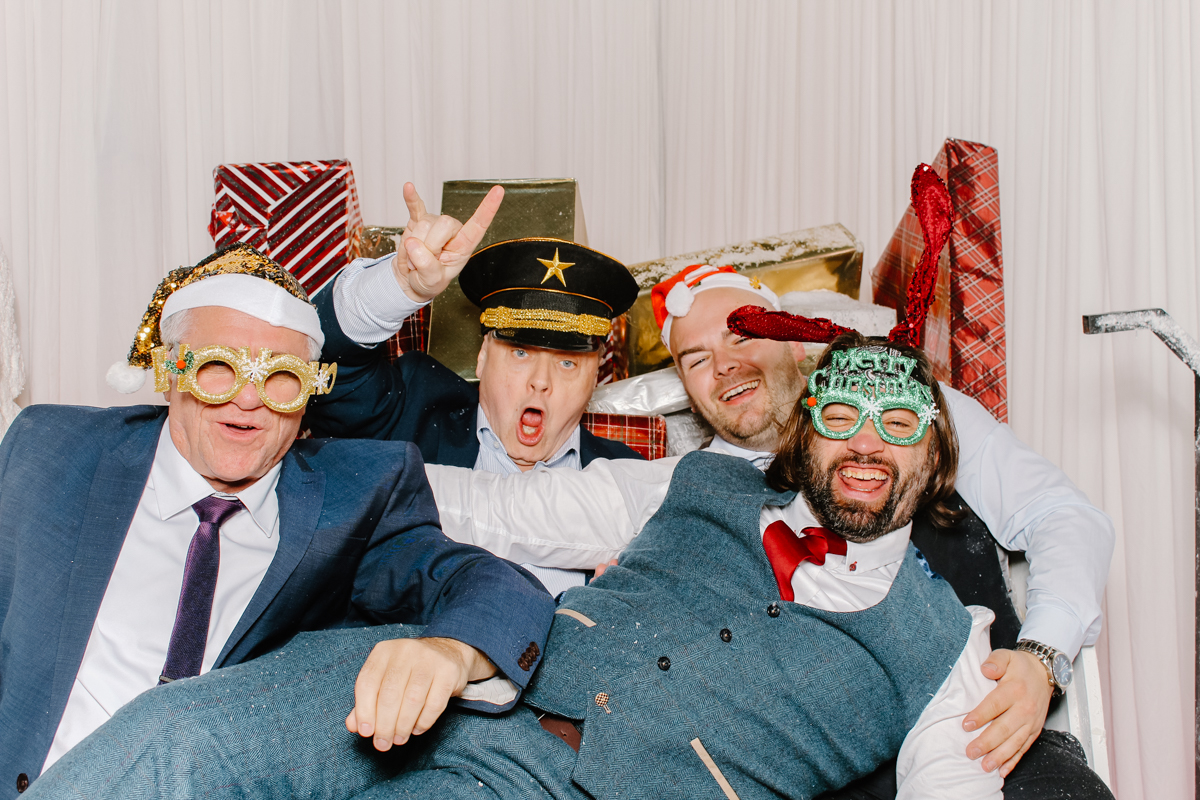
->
xmin=429 ymin=179 xmax=589 ymax=381
xmin=625 ymin=224 xmax=863 ymax=375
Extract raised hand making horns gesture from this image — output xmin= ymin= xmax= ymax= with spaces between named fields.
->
xmin=392 ymin=182 xmax=505 ymax=303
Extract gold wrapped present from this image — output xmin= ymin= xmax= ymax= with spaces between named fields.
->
xmin=360 ymin=226 xmax=405 ymax=259
xmin=429 ymin=179 xmax=589 ymax=381
xmin=624 ymin=224 xmax=863 ymax=375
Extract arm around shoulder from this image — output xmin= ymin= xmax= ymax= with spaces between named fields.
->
xmin=943 ymin=387 xmax=1114 ymax=656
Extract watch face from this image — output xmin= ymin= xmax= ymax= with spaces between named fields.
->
xmin=1052 ymin=652 xmax=1074 ymax=687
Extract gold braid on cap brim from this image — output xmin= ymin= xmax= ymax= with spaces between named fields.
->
xmin=480 ymin=307 xmax=612 ymax=337
xmin=126 ymin=244 xmax=311 ymax=369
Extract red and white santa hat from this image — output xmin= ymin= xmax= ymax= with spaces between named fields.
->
xmin=650 ymin=264 xmax=781 ymax=353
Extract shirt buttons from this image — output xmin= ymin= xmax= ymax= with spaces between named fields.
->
xmin=657 ymin=656 xmax=671 ymax=671
xmin=767 ymin=602 xmax=781 ymax=617
xmin=849 ymin=561 xmax=858 ymax=572
xmin=16 ymin=774 xmax=29 ymax=793
xmin=719 ymin=628 xmax=733 ymax=642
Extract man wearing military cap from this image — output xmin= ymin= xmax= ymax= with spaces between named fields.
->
xmin=304 ymin=183 xmax=643 ymax=596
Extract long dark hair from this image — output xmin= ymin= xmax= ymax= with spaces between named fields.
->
xmin=765 ymin=332 xmax=963 ymax=529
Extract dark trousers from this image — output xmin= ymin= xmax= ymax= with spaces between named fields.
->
xmin=817 ymin=729 xmax=1114 ymax=800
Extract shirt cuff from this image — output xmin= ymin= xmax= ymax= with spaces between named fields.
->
xmin=1018 ymin=604 xmax=1086 ymax=660
xmin=332 ymin=253 xmax=430 ymax=345
xmin=460 ymin=676 xmax=520 ymax=707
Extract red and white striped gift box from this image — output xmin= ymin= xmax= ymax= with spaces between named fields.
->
xmin=208 ymin=160 xmax=363 ymax=296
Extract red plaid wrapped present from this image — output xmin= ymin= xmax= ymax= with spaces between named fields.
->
xmin=872 ymin=140 xmax=1007 ymax=422
xmin=209 ymin=160 xmax=363 ymax=296
xmin=582 ymin=412 xmax=668 ymax=460
xmin=385 ymin=305 xmax=432 ymax=359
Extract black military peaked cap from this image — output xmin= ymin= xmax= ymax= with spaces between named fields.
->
xmin=459 ymin=238 xmax=638 ymax=351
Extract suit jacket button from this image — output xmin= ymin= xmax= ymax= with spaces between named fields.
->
xmin=767 ymin=602 xmax=781 ymax=617
xmin=719 ymin=628 xmax=732 ymax=642
xmin=657 ymin=656 xmax=671 ymax=671
xmin=16 ymin=773 xmax=29 ymax=793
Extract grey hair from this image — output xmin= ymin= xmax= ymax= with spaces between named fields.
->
xmin=160 ymin=309 xmax=322 ymax=361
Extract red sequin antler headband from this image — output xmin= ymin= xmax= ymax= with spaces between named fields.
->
xmin=727 ymin=163 xmax=953 ymax=346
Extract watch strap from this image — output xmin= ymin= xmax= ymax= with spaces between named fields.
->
xmin=1015 ymin=639 xmax=1065 ymax=697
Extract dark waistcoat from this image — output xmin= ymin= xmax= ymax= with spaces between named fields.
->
xmin=524 ymin=450 xmax=973 ymax=800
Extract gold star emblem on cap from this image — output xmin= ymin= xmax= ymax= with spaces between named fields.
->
xmin=537 ymin=248 xmax=575 ymax=286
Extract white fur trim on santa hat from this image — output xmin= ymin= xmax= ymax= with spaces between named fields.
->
xmin=161 ymin=274 xmax=325 ymax=350
xmin=660 ymin=266 xmax=781 ymax=352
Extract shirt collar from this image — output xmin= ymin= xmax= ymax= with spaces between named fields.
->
xmin=704 ymin=435 xmax=775 ymax=470
xmin=835 ymin=524 xmax=912 ymax=573
xmin=476 ymin=405 xmax=581 ymax=472
xmin=149 ymin=423 xmax=282 ymax=539
xmin=779 ymin=490 xmax=913 ymax=572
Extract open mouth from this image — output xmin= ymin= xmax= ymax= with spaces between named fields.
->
xmin=516 ymin=408 xmax=545 ymax=446
xmin=720 ymin=380 xmax=760 ymax=403
xmin=219 ymin=421 xmax=260 ymax=434
xmin=836 ymin=462 xmax=892 ymax=496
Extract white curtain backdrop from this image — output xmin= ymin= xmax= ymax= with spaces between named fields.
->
xmin=1 ymin=1 xmax=1195 ymax=796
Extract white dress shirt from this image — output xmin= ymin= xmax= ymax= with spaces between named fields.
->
xmin=475 ymin=406 xmax=586 ymax=597
xmin=332 ymin=253 xmax=428 ymax=344
xmin=765 ymin=498 xmax=1002 ymax=799
xmin=427 ymin=385 xmax=1114 ymax=659
xmin=703 ymin=434 xmax=775 ymax=470
xmin=332 ymin=257 xmax=594 ymax=599
xmin=44 ymin=425 xmax=281 ymax=769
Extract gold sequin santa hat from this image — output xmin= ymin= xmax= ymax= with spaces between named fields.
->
xmin=106 ymin=243 xmax=325 ymax=393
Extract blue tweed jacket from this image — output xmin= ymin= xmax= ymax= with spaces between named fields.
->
xmin=0 ymin=404 xmax=554 ymax=795
xmin=525 ymin=451 xmax=974 ymax=799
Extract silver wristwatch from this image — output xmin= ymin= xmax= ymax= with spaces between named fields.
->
xmin=1015 ymin=639 xmax=1073 ymax=697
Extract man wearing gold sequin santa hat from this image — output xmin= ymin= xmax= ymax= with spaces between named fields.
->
xmin=0 ymin=243 xmax=553 ymax=795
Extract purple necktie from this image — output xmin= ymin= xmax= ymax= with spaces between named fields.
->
xmin=159 ymin=495 xmax=243 ymax=684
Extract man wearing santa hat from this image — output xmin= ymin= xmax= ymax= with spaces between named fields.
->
xmin=0 ymin=244 xmax=553 ymax=797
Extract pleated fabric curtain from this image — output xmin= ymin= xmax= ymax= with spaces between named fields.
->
xmin=0 ymin=1 xmax=1196 ymax=797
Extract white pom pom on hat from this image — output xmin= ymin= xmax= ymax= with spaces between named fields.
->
xmin=664 ymin=281 xmax=695 ymax=319
xmin=106 ymin=361 xmax=148 ymax=394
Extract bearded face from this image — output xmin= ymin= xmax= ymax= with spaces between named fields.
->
xmin=798 ymin=425 xmax=936 ymax=543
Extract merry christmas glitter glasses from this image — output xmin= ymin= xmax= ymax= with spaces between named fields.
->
xmin=805 ymin=346 xmax=938 ymax=447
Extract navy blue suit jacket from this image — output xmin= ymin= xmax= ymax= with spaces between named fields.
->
xmin=304 ymin=288 xmax=642 ymax=467
xmin=0 ymin=404 xmax=553 ymax=792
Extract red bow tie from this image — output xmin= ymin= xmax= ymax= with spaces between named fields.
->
xmin=762 ymin=521 xmax=848 ymax=602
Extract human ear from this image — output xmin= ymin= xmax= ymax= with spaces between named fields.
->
xmin=475 ymin=336 xmax=490 ymax=380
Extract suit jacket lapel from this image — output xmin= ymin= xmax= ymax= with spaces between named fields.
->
xmin=215 ymin=450 xmax=325 ymax=666
xmin=50 ymin=412 xmax=164 ymax=722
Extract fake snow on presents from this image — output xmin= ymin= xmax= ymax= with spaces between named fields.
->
xmin=209 ymin=160 xmax=363 ymax=297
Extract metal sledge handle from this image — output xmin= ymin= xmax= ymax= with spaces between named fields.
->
xmin=1083 ymin=308 xmax=1200 ymax=376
